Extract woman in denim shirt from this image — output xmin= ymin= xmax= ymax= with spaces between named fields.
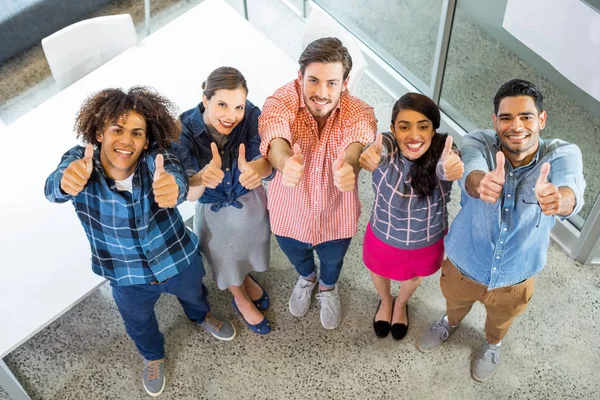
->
xmin=174 ymin=67 xmax=274 ymax=334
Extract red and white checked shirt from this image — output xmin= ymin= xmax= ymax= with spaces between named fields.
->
xmin=259 ymin=80 xmax=377 ymax=245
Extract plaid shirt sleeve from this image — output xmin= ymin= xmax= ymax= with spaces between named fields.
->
xmin=339 ymin=99 xmax=377 ymax=151
xmin=45 ymin=145 xmax=85 ymax=204
xmin=146 ymin=146 xmax=189 ymax=206
xmin=258 ymin=85 xmax=297 ymax=158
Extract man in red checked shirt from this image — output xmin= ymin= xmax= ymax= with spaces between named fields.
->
xmin=259 ymin=37 xmax=377 ymax=329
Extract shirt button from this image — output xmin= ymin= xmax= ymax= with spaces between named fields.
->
xmin=505 ymin=208 xmax=509 ymax=212
xmin=495 ymin=257 xmax=499 ymax=260
xmin=507 ymin=194 xmax=512 ymax=198
xmin=493 ymin=267 xmax=497 ymax=270
xmin=509 ymin=173 xmax=514 ymax=177
xmin=226 ymin=168 xmax=230 ymax=171
xmin=227 ymin=182 xmax=230 ymax=185
xmin=500 ymin=241 xmax=504 ymax=244
xmin=503 ymin=228 xmax=507 ymax=231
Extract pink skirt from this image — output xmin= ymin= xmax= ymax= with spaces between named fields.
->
xmin=363 ymin=224 xmax=445 ymax=281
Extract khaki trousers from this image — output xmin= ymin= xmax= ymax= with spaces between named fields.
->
xmin=440 ymin=258 xmax=535 ymax=344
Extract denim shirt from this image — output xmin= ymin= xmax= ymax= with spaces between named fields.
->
xmin=444 ymin=130 xmax=585 ymax=289
xmin=173 ymin=100 xmax=271 ymax=211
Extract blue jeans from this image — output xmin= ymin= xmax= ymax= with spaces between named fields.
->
xmin=110 ymin=253 xmax=210 ymax=360
xmin=275 ymin=235 xmax=352 ymax=288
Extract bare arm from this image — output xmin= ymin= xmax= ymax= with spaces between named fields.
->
xmin=267 ymin=138 xmax=293 ymax=173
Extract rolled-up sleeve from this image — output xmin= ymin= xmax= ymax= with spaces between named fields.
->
xmin=258 ymin=94 xmax=295 ymax=158
xmin=172 ymin=127 xmax=201 ymax=178
xmin=458 ymin=132 xmax=494 ymax=193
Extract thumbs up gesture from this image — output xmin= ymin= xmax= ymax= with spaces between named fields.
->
xmin=152 ymin=154 xmax=179 ymax=208
xmin=477 ymin=151 xmax=506 ymax=203
xmin=238 ymin=143 xmax=261 ymax=190
xmin=535 ymin=162 xmax=560 ymax=216
xmin=359 ymin=132 xmax=383 ymax=172
xmin=440 ymin=135 xmax=464 ymax=181
xmin=282 ymin=143 xmax=304 ymax=188
xmin=333 ymin=150 xmax=356 ymax=192
xmin=199 ymin=142 xmax=225 ymax=189
xmin=60 ymin=144 xmax=94 ymax=196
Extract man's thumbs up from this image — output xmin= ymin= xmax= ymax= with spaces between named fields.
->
xmin=440 ymin=135 xmax=464 ymax=181
xmin=282 ymin=143 xmax=304 ymax=188
xmin=153 ymin=154 xmax=165 ymax=181
xmin=333 ymin=150 xmax=356 ymax=192
xmin=477 ymin=150 xmax=506 ymax=203
xmin=359 ymin=132 xmax=383 ymax=172
xmin=60 ymin=144 xmax=95 ymax=196
xmin=152 ymin=153 xmax=179 ymax=208
xmin=535 ymin=162 xmax=561 ymax=216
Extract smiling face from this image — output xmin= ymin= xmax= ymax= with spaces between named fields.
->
xmin=96 ymin=110 xmax=148 ymax=180
xmin=493 ymin=95 xmax=546 ymax=166
xmin=299 ymin=61 xmax=348 ymax=124
xmin=391 ymin=109 xmax=435 ymax=161
xmin=202 ymin=88 xmax=247 ymax=135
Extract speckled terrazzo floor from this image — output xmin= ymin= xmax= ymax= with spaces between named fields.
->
xmin=1 ymin=0 xmax=599 ymax=399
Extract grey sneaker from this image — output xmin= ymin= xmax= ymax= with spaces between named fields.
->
xmin=316 ymin=285 xmax=342 ymax=329
xmin=417 ymin=315 xmax=458 ymax=352
xmin=142 ymin=359 xmax=165 ymax=397
xmin=198 ymin=312 xmax=236 ymax=341
xmin=472 ymin=342 xmax=501 ymax=382
xmin=289 ymin=275 xmax=317 ymax=317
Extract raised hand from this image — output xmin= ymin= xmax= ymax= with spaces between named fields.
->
xmin=359 ymin=132 xmax=383 ymax=172
xmin=477 ymin=151 xmax=506 ymax=203
xmin=199 ymin=142 xmax=225 ymax=189
xmin=282 ymin=143 xmax=304 ymax=188
xmin=535 ymin=162 xmax=561 ymax=216
xmin=60 ymin=144 xmax=94 ymax=196
xmin=441 ymin=135 xmax=464 ymax=181
xmin=238 ymin=143 xmax=261 ymax=190
xmin=152 ymin=154 xmax=179 ymax=208
xmin=333 ymin=150 xmax=356 ymax=192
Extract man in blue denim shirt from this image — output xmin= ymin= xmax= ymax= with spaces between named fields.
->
xmin=417 ymin=79 xmax=585 ymax=382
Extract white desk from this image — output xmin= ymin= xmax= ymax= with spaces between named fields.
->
xmin=0 ymin=1 xmax=297 ymax=398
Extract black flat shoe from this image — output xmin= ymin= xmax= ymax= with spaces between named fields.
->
xmin=373 ymin=300 xmax=392 ymax=338
xmin=391 ymin=303 xmax=409 ymax=340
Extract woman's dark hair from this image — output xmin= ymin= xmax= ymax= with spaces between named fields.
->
xmin=391 ymin=93 xmax=454 ymax=197
xmin=493 ymin=79 xmax=544 ymax=115
xmin=203 ymin=66 xmax=248 ymax=100
xmin=298 ymin=37 xmax=353 ymax=80
xmin=74 ymin=86 xmax=180 ymax=149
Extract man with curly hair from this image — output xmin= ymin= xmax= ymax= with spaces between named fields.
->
xmin=45 ymin=87 xmax=235 ymax=397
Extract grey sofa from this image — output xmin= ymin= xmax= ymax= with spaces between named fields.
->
xmin=0 ymin=0 xmax=113 ymax=65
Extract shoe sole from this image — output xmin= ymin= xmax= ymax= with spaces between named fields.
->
xmin=209 ymin=325 xmax=237 ymax=342
xmin=472 ymin=365 xmax=497 ymax=382
xmin=143 ymin=376 xmax=166 ymax=397
xmin=416 ymin=340 xmax=441 ymax=353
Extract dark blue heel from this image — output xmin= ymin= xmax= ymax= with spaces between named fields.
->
xmin=232 ymin=298 xmax=271 ymax=335
xmin=248 ymin=274 xmax=270 ymax=311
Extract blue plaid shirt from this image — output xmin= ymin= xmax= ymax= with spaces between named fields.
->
xmin=45 ymin=144 xmax=198 ymax=286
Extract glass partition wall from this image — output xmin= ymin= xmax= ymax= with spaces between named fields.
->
xmin=304 ymin=0 xmax=600 ymax=264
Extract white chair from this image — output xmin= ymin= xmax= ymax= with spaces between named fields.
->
xmin=301 ymin=6 xmax=367 ymax=94
xmin=42 ymin=14 xmax=137 ymax=90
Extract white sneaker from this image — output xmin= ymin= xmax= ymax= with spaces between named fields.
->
xmin=316 ymin=285 xmax=342 ymax=329
xmin=289 ymin=275 xmax=317 ymax=317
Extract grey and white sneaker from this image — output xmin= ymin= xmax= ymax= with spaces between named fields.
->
xmin=472 ymin=341 xmax=501 ymax=382
xmin=316 ymin=285 xmax=342 ymax=329
xmin=198 ymin=312 xmax=236 ymax=341
xmin=417 ymin=315 xmax=458 ymax=352
xmin=289 ymin=275 xmax=318 ymax=317
xmin=142 ymin=359 xmax=165 ymax=397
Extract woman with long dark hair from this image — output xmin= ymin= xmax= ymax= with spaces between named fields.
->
xmin=359 ymin=93 xmax=464 ymax=340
